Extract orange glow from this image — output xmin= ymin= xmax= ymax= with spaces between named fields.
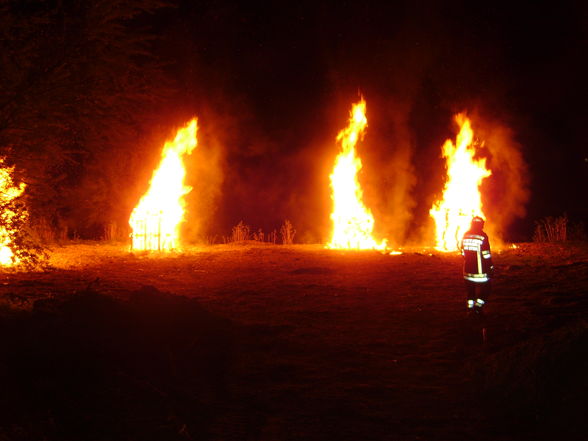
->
xmin=0 ymin=159 xmax=26 ymax=266
xmin=327 ymin=99 xmax=386 ymax=250
xmin=129 ymin=119 xmax=198 ymax=251
xmin=430 ymin=114 xmax=491 ymax=251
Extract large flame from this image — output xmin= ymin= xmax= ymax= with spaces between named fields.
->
xmin=0 ymin=158 xmax=26 ymax=266
xmin=327 ymin=100 xmax=386 ymax=250
xmin=430 ymin=114 xmax=491 ymax=251
xmin=129 ymin=119 xmax=198 ymax=251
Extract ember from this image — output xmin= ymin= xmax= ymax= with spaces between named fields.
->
xmin=0 ymin=158 xmax=26 ymax=266
xmin=327 ymin=100 xmax=386 ymax=250
xmin=429 ymin=114 xmax=491 ymax=251
xmin=129 ymin=119 xmax=198 ymax=251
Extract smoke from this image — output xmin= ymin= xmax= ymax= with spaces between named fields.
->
xmin=272 ymin=93 xmax=419 ymax=246
xmin=160 ymin=1 xmax=534 ymax=246
xmin=472 ymin=112 xmax=530 ymax=245
xmin=361 ymin=97 xmax=416 ymax=248
xmin=171 ymin=93 xmax=529 ymax=249
xmin=179 ymin=91 xmax=295 ymax=242
xmin=160 ymin=101 xmax=529 ymax=249
xmin=181 ymin=113 xmax=226 ymax=244
xmin=257 ymin=121 xmax=333 ymax=244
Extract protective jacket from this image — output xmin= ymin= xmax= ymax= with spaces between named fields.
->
xmin=460 ymin=229 xmax=493 ymax=282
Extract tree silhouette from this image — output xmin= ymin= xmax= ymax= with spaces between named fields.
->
xmin=0 ymin=0 xmax=173 ymax=239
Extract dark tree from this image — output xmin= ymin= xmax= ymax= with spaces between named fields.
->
xmin=0 ymin=0 xmax=173 ymax=240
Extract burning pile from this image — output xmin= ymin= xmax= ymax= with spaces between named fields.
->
xmin=430 ymin=114 xmax=491 ymax=251
xmin=129 ymin=119 xmax=198 ymax=251
xmin=327 ymin=100 xmax=386 ymax=250
xmin=0 ymin=158 xmax=26 ymax=266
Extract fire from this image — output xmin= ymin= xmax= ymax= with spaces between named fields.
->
xmin=430 ymin=114 xmax=491 ymax=251
xmin=327 ymin=99 xmax=386 ymax=250
xmin=0 ymin=158 xmax=26 ymax=266
xmin=129 ymin=119 xmax=198 ymax=251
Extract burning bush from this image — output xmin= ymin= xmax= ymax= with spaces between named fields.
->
xmin=0 ymin=159 xmax=46 ymax=269
xmin=1 ymin=198 xmax=47 ymax=269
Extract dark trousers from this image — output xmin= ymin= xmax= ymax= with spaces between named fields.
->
xmin=464 ymin=279 xmax=491 ymax=302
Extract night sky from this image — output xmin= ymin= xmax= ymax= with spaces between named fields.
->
xmin=151 ymin=1 xmax=586 ymax=242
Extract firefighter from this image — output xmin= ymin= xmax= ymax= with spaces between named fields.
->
xmin=460 ymin=216 xmax=493 ymax=314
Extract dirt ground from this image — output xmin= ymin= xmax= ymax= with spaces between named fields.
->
xmin=0 ymin=242 xmax=587 ymax=441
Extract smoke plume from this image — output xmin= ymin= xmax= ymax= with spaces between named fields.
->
xmin=473 ymin=113 xmax=530 ymax=245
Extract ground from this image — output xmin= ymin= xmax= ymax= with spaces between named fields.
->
xmin=0 ymin=242 xmax=587 ymax=441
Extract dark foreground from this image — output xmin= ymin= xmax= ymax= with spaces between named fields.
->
xmin=0 ymin=243 xmax=587 ymax=441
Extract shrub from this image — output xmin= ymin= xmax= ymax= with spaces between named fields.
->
xmin=30 ymin=217 xmax=55 ymax=244
xmin=252 ymin=228 xmax=264 ymax=242
xmin=568 ymin=221 xmax=586 ymax=241
xmin=205 ymin=235 xmax=219 ymax=245
xmin=533 ymin=214 xmax=567 ymax=242
xmin=102 ymin=221 xmax=117 ymax=242
xmin=280 ymin=220 xmax=296 ymax=245
xmin=1 ymin=198 xmax=48 ymax=269
xmin=231 ymin=221 xmax=250 ymax=242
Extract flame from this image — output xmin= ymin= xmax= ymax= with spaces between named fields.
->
xmin=0 ymin=158 xmax=26 ymax=266
xmin=327 ymin=99 xmax=386 ymax=250
xmin=430 ymin=114 xmax=491 ymax=251
xmin=129 ymin=119 xmax=198 ymax=251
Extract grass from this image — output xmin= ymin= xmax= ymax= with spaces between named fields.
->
xmin=0 ymin=241 xmax=586 ymax=440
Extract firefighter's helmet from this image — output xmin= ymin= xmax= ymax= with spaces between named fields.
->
xmin=471 ymin=216 xmax=485 ymax=228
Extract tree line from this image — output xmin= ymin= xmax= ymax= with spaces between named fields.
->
xmin=0 ymin=0 xmax=175 ymax=241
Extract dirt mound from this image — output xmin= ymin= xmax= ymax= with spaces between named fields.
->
xmin=0 ymin=286 xmax=235 ymax=441
xmin=475 ymin=320 xmax=588 ymax=440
